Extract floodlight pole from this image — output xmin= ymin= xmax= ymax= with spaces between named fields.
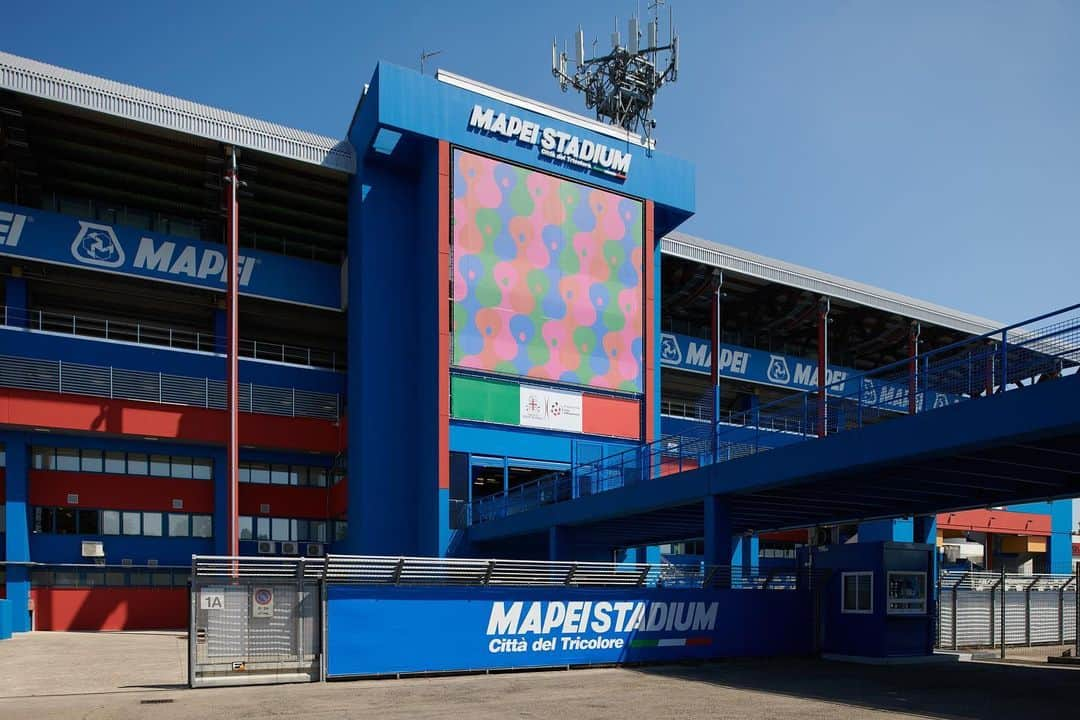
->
xmin=817 ymin=297 xmax=830 ymax=437
xmin=908 ymin=322 xmax=921 ymax=416
xmin=225 ymin=147 xmax=240 ymax=560
xmin=710 ymin=270 xmax=723 ymax=425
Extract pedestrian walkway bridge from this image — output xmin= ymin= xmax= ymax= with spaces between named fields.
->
xmin=466 ymin=304 xmax=1080 ymax=552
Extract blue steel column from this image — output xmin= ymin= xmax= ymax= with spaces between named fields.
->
xmin=4 ymin=436 xmax=31 ymax=632
xmin=704 ymin=495 xmax=733 ymax=569
xmin=211 ymin=447 xmax=230 ymax=555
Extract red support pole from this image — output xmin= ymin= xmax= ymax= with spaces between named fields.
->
xmin=908 ymin=321 xmax=920 ymax=415
xmin=224 ymin=148 xmax=240 ymax=558
xmin=817 ymin=297 xmax=829 ymax=437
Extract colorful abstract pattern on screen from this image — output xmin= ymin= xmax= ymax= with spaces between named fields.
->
xmin=452 ymin=149 xmax=644 ymax=393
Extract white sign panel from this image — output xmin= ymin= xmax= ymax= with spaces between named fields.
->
xmin=251 ymin=587 xmax=274 ymax=618
xmin=519 ymin=385 xmax=583 ymax=433
xmin=200 ymin=588 xmax=226 ymax=612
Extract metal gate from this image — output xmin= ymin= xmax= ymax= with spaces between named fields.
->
xmin=938 ymin=571 xmax=1077 ymax=650
xmin=189 ymin=556 xmax=323 ymax=688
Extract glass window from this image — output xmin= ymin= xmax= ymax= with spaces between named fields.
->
xmin=127 ymin=453 xmax=149 ymax=475
xmin=0 ymin=445 xmax=4 ymax=467
xmin=249 ymin=463 xmax=270 ymax=484
xmin=193 ymin=458 xmax=212 ymax=480
xmin=84 ymin=571 xmax=106 ymax=586
xmin=171 ymin=456 xmax=193 ymax=479
xmin=104 ymin=451 xmax=126 ymax=474
xmin=31 ymin=570 xmax=54 ymax=586
xmin=310 ymin=520 xmax=327 ymax=543
xmin=192 ymin=515 xmax=212 ymax=538
xmin=238 ymin=463 xmax=251 ymax=483
xmin=334 ymin=521 xmax=348 ymax=542
xmin=78 ymin=509 xmax=100 ymax=535
xmin=55 ymin=507 xmax=77 ymax=534
xmin=56 ymin=448 xmax=79 ymax=472
xmin=80 ymin=449 xmax=103 ymax=473
xmin=168 ymin=514 xmax=189 ymax=537
xmin=173 ymin=572 xmax=190 ymax=587
xmin=272 ymin=517 xmax=290 ymax=541
xmin=292 ymin=466 xmax=306 ymax=486
xmin=150 ymin=455 xmax=171 ymax=477
xmin=122 ymin=511 xmax=141 ymax=536
xmin=271 ymin=464 xmax=290 ymax=485
xmin=105 ymin=572 xmax=126 ymax=586
xmin=842 ymin=572 xmax=873 ymax=614
xmin=143 ymin=512 xmax=162 ymax=537
xmin=102 ymin=510 xmax=120 ymax=535
xmin=256 ymin=517 xmax=270 ymax=541
xmin=34 ymin=507 xmax=54 ymax=533
xmin=295 ymin=519 xmax=309 ymax=543
xmin=152 ymin=571 xmax=172 ymax=587
xmin=32 ymin=446 xmax=54 ymax=470
xmin=309 ymin=467 xmax=328 ymax=488
xmin=54 ymin=571 xmax=80 ymax=587
xmin=129 ymin=572 xmax=151 ymax=586
xmin=239 ymin=516 xmax=253 ymax=541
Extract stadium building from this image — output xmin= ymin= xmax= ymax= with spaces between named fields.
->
xmin=0 ymin=50 xmax=1072 ymax=634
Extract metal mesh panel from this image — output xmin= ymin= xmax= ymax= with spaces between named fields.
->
xmin=939 ymin=573 xmax=1078 ymax=649
xmin=110 ymin=367 xmax=161 ymax=403
xmin=58 ymin=362 xmax=111 ymax=398
xmin=0 ymin=355 xmax=59 ymax=391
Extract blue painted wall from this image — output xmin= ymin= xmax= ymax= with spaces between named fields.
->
xmin=2 ymin=434 xmax=31 ymax=632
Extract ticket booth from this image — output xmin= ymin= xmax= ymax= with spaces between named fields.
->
xmin=813 ymin=541 xmax=935 ymax=660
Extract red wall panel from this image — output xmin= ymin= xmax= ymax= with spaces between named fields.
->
xmin=238 ymin=484 xmax=332 ymax=519
xmin=328 ymin=478 xmax=348 ymax=518
xmin=31 ymin=587 xmax=187 ymax=631
xmin=0 ymin=388 xmax=339 ymax=452
xmin=937 ymin=509 xmax=1051 ymax=536
xmin=29 ymin=471 xmax=214 ymax=513
xmin=581 ymin=394 xmax=640 ymax=440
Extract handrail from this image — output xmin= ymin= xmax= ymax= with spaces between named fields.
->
xmin=470 ymin=303 xmax=1080 ymax=525
xmin=1 ymin=305 xmax=344 ymax=372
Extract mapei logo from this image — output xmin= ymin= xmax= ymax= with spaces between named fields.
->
xmin=71 ymin=222 xmax=125 ymax=268
xmin=660 ymin=334 xmax=683 ymax=365
xmin=766 ymin=355 xmax=791 ymax=385
xmin=0 ymin=210 xmax=28 ymax=247
xmin=862 ymin=378 xmax=878 ymax=405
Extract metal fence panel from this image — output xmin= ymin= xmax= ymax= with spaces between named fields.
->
xmin=939 ymin=572 xmax=1077 ymax=649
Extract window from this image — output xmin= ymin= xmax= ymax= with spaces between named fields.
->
xmin=294 ymin=466 xmax=308 ymax=486
xmin=310 ymin=520 xmax=327 ymax=543
xmin=295 ymin=519 xmax=309 ymax=542
xmin=271 ymin=518 xmax=290 ymax=541
xmin=150 ymin=455 xmax=171 ymax=477
xmin=81 ymin=449 xmax=103 ymax=473
xmin=193 ymin=458 xmax=212 ymax=480
xmin=239 ymin=516 xmax=253 ymax=541
xmin=192 ymin=515 xmax=212 ymax=538
xmin=122 ymin=511 xmax=141 ymax=536
xmin=34 ymin=507 xmax=54 ymax=533
xmin=32 ymin=446 xmax=53 ymax=470
xmin=256 ymin=517 xmax=270 ymax=541
xmin=143 ymin=512 xmax=163 ymax=537
xmin=103 ymin=510 xmax=120 ymax=535
xmin=56 ymin=448 xmax=79 ymax=472
xmin=309 ymin=467 xmax=328 ymax=488
xmin=842 ymin=572 xmax=874 ymax=614
xmin=168 ymin=514 xmax=189 ymax=537
xmin=249 ymin=463 xmax=270 ymax=484
xmin=334 ymin=521 xmax=348 ymax=542
xmin=55 ymin=508 xmax=77 ymax=534
xmin=271 ymin=464 xmax=290 ymax=485
xmin=78 ymin=509 xmax=100 ymax=535
xmin=127 ymin=453 xmax=149 ymax=475
xmin=239 ymin=463 xmax=251 ymax=483
xmin=887 ymin=572 xmax=928 ymax=615
xmin=0 ymin=445 xmax=6 ymax=467
xmin=171 ymin=456 xmax=193 ymax=479
xmin=105 ymin=451 xmax=126 ymax=474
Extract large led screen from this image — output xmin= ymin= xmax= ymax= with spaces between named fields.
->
xmin=452 ymin=149 xmax=644 ymax=393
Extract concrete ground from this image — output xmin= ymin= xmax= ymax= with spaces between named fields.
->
xmin=1 ymin=632 xmax=1078 ymax=719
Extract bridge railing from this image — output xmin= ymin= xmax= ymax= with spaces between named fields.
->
xmin=470 ymin=303 xmax=1080 ymax=525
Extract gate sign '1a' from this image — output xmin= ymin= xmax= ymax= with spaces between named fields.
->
xmin=200 ymin=588 xmax=225 ymax=611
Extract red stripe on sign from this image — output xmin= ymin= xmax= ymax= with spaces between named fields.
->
xmin=686 ymin=636 xmax=713 ymax=646
xmin=581 ymin=394 xmax=640 ymax=439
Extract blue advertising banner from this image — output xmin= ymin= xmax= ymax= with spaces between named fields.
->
xmin=0 ymin=203 xmax=341 ymax=310
xmin=326 ymin=585 xmax=811 ymax=677
xmin=659 ymin=332 xmax=960 ymax=413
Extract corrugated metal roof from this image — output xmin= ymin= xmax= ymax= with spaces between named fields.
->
xmin=0 ymin=51 xmax=355 ymax=173
xmin=662 ymin=231 xmax=1002 ymax=336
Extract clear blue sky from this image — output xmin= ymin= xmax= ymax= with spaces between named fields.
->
xmin=4 ymin=1 xmax=1078 ymax=325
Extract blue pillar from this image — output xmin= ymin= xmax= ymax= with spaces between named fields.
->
xmin=703 ymin=495 xmax=733 ymax=568
xmin=548 ymin=526 xmax=568 ymax=561
xmin=4 ymin=436 xmax=31 ymax=632
xmin=859 ymin=517 xmax=914 ymax=543
xmin=4 ymin=275 xmax=27 ymax=328
xmin=213 ymin=308 xmax=227 ymax=354
xmin=211 ymin=447 xmax=230 ymax=555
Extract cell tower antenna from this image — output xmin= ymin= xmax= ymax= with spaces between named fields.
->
xmin=420 ymin=49 xmax=443 ymax=76
xmin=550 ymin=3 xmax=680 ymax=143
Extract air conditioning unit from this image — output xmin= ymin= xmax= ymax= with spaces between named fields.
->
xmin=81 ymin=541 xmax=105 ymax=558
xmin=305 ymin=543 xmax=325 ymax=557
xmin=147 ymin=558 xmax=158 ymax=567
xmin=280 ymin=541 xmax=299 ymax=555
xmin=121 ymin=558 xmax=133 ymax=567
xmin=257 ymin=540 xmax=276 ymax=554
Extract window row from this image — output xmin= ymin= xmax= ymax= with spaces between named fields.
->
xmin=239 ymin=516 xmax=341 ymax=543
xmin=33 ymin=506 xmax=213 ymax=538
xmin=239 ymin=462 xmax=330 ymax=488
xmin=32 ymin=447 xmax=213 ymax=480
xmin=31 ymin=568 xmax=190 ymax=588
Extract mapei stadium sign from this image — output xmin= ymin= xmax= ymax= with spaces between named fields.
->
xmin=468 ymin=105 xmax=633 ymax=180
xmin=0 ymin=204 xmax=340 ymax=310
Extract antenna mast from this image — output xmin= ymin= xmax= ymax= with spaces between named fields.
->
xmin=552 ymin=1 xmax=679 ymax=142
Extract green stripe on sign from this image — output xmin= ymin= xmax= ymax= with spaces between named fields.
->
xmin=451 ymin=375 xmax=520 ymax=425
xmin=630 ymin=639 xmax=659 ymax=648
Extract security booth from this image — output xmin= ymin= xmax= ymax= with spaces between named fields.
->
xmin=813 ymin=541 xmax=935 ymax=660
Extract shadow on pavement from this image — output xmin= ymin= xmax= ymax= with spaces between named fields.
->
xmin=629 ymin=657 xmax=1079 ymax=720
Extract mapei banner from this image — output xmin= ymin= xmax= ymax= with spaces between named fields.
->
xmin=325 ymin=585 xmax=811 ymax=677
xmin=0 ymin=203 xmax=341 ymax=310
xmin=659 ymin=332 xmax=960 ymax=413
